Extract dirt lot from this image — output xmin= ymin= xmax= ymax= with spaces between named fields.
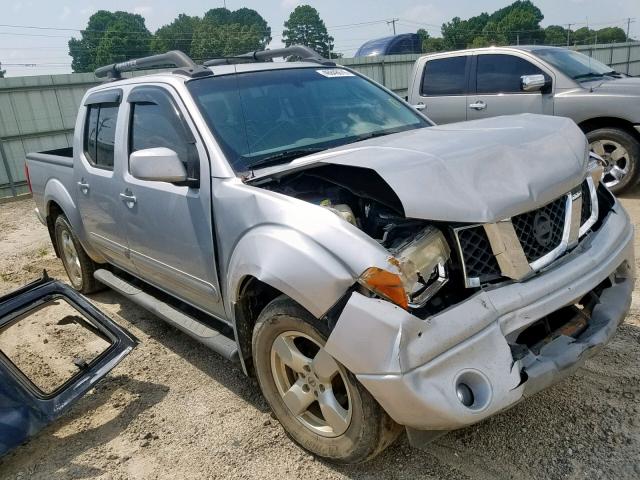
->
xmin=0 ymin=196 xmax=639 ymax=480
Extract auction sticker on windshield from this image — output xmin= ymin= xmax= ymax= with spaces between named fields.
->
xmin=317 ymin=69 xmax=355 ymax=78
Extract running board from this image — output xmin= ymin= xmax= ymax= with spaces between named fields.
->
xmin=94 ymin=269 xmax=239 ymax=362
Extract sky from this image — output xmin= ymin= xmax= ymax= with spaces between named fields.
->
xmin=1 ymin=0 xmax=638 ymax=77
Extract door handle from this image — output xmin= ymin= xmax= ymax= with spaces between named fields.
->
xmin=413 ymin=103 xmax=426 ymax=111
xmin=77 ymin=180 xmax=90 ymax=193
xmin=119 ymin=191 xmax=137 ymax=207
xmin=469 ymin=101 xmax=487 ymax=110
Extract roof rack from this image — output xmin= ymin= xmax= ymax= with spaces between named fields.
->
xmin=94 ymin=50 xmax=212 ymax=81
xmin=203 ymin=45 xmax=335 ymax=67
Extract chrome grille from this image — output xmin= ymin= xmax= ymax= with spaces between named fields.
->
xmin=455 ymin=178 xmax=600 ymax=287
xmin=511 ymin=196 xmax=566 ymax=262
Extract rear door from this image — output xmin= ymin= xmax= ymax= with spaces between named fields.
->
xmin=118 ymin=85 xmax=225 ymax=318
xmin=467 ymin=52 xmax=554 ymax=120
xmin=411 ymin=54 xmax=471 ymax=124
xmin=74 ymin=90 xmax=133 ymax=269
xmin=0 ymin=275 xmax=137 ymax=456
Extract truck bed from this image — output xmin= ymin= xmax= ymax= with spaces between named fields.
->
xmin=25 ymin=148 xmax=75 ymax=223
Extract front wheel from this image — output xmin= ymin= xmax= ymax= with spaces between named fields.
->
xmin=587 ymin=128 xmax=640 ymax=194
xmin=252 ymin=296 xmax=401 ymax=464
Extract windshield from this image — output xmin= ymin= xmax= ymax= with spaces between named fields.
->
xmin=187 ymin=67 xmax=429 ymax=172
xmin=534 ymin=48 xmax=617 ymax=81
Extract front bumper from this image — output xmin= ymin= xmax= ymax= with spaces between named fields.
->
xmin=324 ymin=201 xmax=634 ymax=437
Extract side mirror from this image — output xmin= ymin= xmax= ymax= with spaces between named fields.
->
xmin=129 ymin=147 xmax=187 ymax=183
xmin=521 ymin=74 xmax=547 ymax=92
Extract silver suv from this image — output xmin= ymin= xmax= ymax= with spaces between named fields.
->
xmin=408 ymin=46 xmax=640 ymax=193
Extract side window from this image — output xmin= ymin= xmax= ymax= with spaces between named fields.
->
xmin=96 ymin=106 xmax=117 ymax=169
xmin=128 ymin=87 xmax=199 ymax=181
xmin=421 ymin=56 xmax=468 ymax=96
xmin=476 ymin=54 xmax=546 ymax=94
xmin=83 ymin=103 xmax=118 ymax=169
xmin=84 ymin=106 xmax=99 ymax=165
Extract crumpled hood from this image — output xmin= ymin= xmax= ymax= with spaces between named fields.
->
xmin=588 ymin=76 xmax=640 ymax=96
xmin=257 ymin=113 xmax=588 ymax=223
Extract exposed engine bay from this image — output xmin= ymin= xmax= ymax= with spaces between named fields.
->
xmin=254 ymin=165 xmax=426 ymax=248
xmin=252 ymin=164 xmax=468 ymax=314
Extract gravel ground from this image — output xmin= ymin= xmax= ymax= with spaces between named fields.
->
xmin=0 ymin=195 xmax=639 ymax=480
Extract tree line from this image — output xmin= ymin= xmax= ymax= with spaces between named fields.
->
xmin=68 ymin=5 xmax=333 ymax=72
xmin=69 ymin=1 xmax=634 ymax=72
xmin=418 ymin=0 xmax=630 ymax=53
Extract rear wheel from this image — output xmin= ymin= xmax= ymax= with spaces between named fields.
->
xmin=587 ymin=127 xmax=640 ymax=194
xmin=252 ymin=296 xmax=401 ymax=464
xmin=54 ymin=215 xmax=99 ymax=294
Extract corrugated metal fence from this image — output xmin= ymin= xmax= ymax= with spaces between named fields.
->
xmin=1 ymin=42 xmax=639 ymax=198
xmin=575 ymin=41 xmax=640 ymax=76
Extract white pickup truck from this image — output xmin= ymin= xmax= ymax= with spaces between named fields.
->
xmin=25 ymin=47 xmax=634 ymax=463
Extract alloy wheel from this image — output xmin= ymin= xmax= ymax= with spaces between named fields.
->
xmin=60 ymin=230 xmax=82 ymax=288
xmin=270 ymin=331 xmax=352 ymax=437
xmin=590 ymin=139 xmax=630 ymax=189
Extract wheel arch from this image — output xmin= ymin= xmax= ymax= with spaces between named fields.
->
xmin=578 ymin=117 xmax=640 ymax=143
xmin=45 ymin=200 xmax=64 ymax=257
xmin=233 ymin=276 xmax=283 ymax=376
xmin=43 ymin=180 xmax=104 ymax=263
xmin=226 ymin=226 xmax=359 ymax=376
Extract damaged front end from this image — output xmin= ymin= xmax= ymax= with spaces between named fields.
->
xmin=248 ymin=134 xmax=633 ymax=444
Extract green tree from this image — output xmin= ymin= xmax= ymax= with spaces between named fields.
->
xmin=572 ymin=27 xmax=593 ymax=44
xmin=441 ymin=14 xmax=489 ymax=49
xmin=151 ymin=14 xmax=201 ymax=57
xmin=417 ymin=28 xmax=446 ymax=53
xmin=282 ymin=5 xmax=334 ymax=58
xmin=441 ymin=1 xmax=543 ymax=49
xmin=68 ymin=11 xmax=152 ymax=72
xmin=190 ymin=7 xmax=271 ymax=60
xmin=544 ymin=25 xmax=567 ymax=45
xmin=596 ymin=27 xmax=627 ymax=43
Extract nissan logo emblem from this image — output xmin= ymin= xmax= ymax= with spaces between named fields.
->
xmin=533 ymin=212 xmax=553 ymax=247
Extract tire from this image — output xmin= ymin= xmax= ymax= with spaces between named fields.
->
xmin=54 ymin=215 xmax=100 ymax=294
xmin=587 ymin=127 xmax=640 ymax=194
xmin=252 ymin=296 xmax=401 ymax=464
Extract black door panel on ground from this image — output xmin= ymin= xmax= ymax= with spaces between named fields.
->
xmin=0 ymin=273 xmax=137 ymax=456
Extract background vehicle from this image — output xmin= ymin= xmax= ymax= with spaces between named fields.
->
xmin=408 ymin=46 xmax=640 ymax=193
xmin=24 ymin=47 xmax=634 ymax=463
xmin=354 ymin=33 xmax=422 ymax=57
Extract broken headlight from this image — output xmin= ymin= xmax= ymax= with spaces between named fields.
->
xmin=359 ymin=227 xmax=450 ymax=309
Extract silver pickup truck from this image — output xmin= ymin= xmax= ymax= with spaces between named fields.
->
xmin=408 ymin=46 xmax=640 ymax=193
xmin=25 ymin=47 xmax=634 ymax=464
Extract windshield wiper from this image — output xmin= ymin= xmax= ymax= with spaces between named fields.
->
xmin=244 ymin=147 xmax=326 ymax=171
xmin=573 ymin=72 xmax=606 ymax=81
xmin=348 ymin=129 xmax=404 ymax=145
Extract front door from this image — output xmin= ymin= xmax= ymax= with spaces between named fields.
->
xmin=0 ymin=275 xmax=136 ymax=456
xmin=411 ymin=54 xmax=470 ymax=124
xmin=467 ymin=53 xmax=554 ymax=121
xmin=74 ymin=89 xmax=132 ymax=268
xmin=119 ymin=85 xmax=224 ymax=318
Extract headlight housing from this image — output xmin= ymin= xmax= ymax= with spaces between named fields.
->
xmin=359 ymin=227 xmax=451 ymax=309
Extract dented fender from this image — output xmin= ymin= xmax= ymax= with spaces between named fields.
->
xmin=226 ymin=225 xmax=356 ymax=318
